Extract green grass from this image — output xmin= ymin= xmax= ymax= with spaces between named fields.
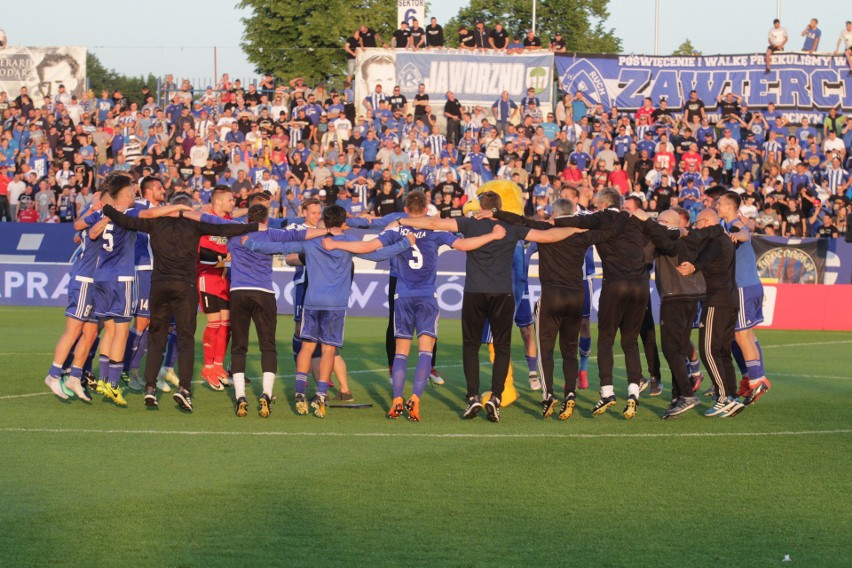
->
xmin=0 ymin=306 xmax=850 ymax=567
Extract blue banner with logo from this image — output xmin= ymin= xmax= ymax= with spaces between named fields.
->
xmin=555 ymin=53 xmax=852 ymax=123
xmin=396 ymin=50 xmax=554 ymax=108
xmin=0 ymin=224 xmax=78 ymax=263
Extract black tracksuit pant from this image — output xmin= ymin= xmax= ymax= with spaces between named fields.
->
xmin=461 ymin=292 xmax=514 ymax=399
xmin=597 ymin=279 xmax=650 ymax=388
xmin=699 ymin=305 xmax=738 ymax=398
xmin=230 ymin=290 xmax=278 ymax=375
xmin=639 ymin=297 xmax=661 ymax=379
xmin=144 ymin=280 xmax=199 ymax=391
xmin=534 ymin=286 xmax=584 ymax=397
xmin=659 ymin=301 xmax=699 ymax=399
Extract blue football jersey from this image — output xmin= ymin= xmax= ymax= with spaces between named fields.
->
xmin=229 ymin=227 xmax=308 ymax=293
xmin=90 ymin=207 xmax=139 ymax=281
xmin=721 ymin=219 xmax=761 ymax=288
xmin=389 ymin=227 xmax=457 ymax=297
xmin=133 ymin=198 xmax=155 ymax=269
xmin=71 ymin=213 xmax=103 ymax=280
xmin=247 ymin=232 xmax=412 ymax=310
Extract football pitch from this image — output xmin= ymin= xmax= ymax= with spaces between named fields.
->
xmin=0 ymin=306 xmax=850 ymax=567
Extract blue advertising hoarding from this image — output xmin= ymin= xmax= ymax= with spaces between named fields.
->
xmin=556 ymin=53 xmax=852 ymax=123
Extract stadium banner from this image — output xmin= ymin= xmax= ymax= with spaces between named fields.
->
xmin=0 ymin=47 xmax=86 ymax=108
xmin=2 ymin=263 xmax=851 ymax=330
xmin=555 ymin=53 xmax=852 ymax=123
xmin=752 ymin=236 xmax=828 ymax=284
xmin=398 ymin=0 xmax=425 ymax=27
xmin=0 ymin=224 xmax=80 ymax=263
xmin=355 ymin=49 xmax=554 ymax=118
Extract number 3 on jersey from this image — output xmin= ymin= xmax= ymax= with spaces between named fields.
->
xmin=408 ymin=244 xmax=423 ymax=269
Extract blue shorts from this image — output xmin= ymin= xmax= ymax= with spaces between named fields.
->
xmin=94 ymin=278 xmax=136 ymax=322
xmin=300 ymin=309 xmax=346 ymax=348
xmin=512 ymin=244 xmax=534 ymax=328
xmin=582 ymin=276 xmax=593 ymax=318
xmin=293 ymin=282 xmax=306 ymax=323
xmin=65 ymin=276 xmax=97 ymax=323
xmin=135 ymin=269 xmax=152 ymax=317
xmin=736 ymin=284 xmax=764 ymax=331
xmin=394 ymin=295 xmax=440 ymax=340
xmin=693 ymin=301 xmax=703 ymax=329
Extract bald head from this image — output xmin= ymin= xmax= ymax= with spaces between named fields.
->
xmin=696 ymin=208 xmax=719 ymax=226
xmin=657 ymin=209 xmax=680 ymax=227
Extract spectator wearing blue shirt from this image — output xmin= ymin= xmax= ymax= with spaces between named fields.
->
xmin=801 ymin=18 xmax=822 ymax=53
xmin=637 ymin=131 xmax=657 ymax=158
xmin=490 ymin=91 xmax=518 ymax=136
xmin=796 ymin=116 xmax=819 ymax=145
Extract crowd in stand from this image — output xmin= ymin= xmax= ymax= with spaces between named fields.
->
xmin=1 ymin=15 xmax=851 ymax=239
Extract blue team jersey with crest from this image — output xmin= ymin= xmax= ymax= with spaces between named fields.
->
xmin=388 ymin=226 xmax=457 ymax=297
xmin=133 ymin=198 xmax=156 ymax=269
xmin=721 ymin=218 xmax=761 ymax=288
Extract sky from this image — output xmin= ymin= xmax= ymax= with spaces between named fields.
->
xmin=1 ymin=0 xmax=849 ymax=85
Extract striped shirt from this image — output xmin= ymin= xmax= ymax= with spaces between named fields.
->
xmin=824 ymin=166 xmax=850 ymax=194
xmin=425 ymin=134 xmax=447 ymax=155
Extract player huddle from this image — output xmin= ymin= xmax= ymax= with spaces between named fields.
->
xmin=44 ymin=176 xmax=771 ymax=422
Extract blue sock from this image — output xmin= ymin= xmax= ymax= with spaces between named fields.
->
xmin=754 ymin=337 xmax=765 ymax=377
xmin=316 ymin=380 xmax=330 ymax=396
xmin=579 ymin=336 xmax=591 ymax=372
xmin=108 ymin=361 xmax=123 ymax=388
xmin=391 ymin=354 xmax=408 ymax=399
xmin=687 ymin=356 xmax=701 ymax=375
xmin=48 ymin=362 xmax=63 ymax=379
xmin=70 ymin=366 xmax=83 ymax=379
xmin=746 ymin=359 xmax=762 ymax=381
xmin=164 ymin=331 xmax=178 ymax=368
xmin=292 ymin=335 xmax=302 ymax=363
xmin=98 ymin=355 xmax=109 ymax=381
xmin=731 ymin=341 xmax=748 ymax=376
xmin=525 ymin=355 xmax=538 ymax=374
xmin=412 ymin=351 xmax=432 ymax=398
xmin=295 ymin=372 xmax=308 ymax=395
xmin=84 ymin=337 xmax=100 ymax=375
xmin=123 ymin=328 xmax=142 ymax=373
xmin=130 ymin=330 xmax=148 ymax=370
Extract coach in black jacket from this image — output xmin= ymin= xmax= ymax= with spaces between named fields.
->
xmin=552 ymin=187 xmax=648 ymax=419
xmin=676 ymin=208 xmax=742 ymax=417
xmin=494 ymin=198 xmax=625 ymax=419
xmin=635 ymin=208 xmax=723 ymax=418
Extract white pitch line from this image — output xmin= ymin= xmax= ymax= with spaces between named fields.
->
xmin=761 ymin=340 xmax=852 ymax=349
xmin=0 ymin=427 xmax=849 ymax=441
xmin=0 ymin=392 xmax=51 ymax=400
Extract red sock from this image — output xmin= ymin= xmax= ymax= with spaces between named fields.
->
xmin=202 ymin=321 xmax=220 ymax=367
xmin=214 ymin=320 xmax=231 ymax=366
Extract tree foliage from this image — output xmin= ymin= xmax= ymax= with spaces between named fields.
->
xmin=238 ymin=0 xmax=396 ymax=83
xmin=86 ymin=52 xmax=157 ymax=102
xmin=672 ymin=39 xmax=699 ymax=56
xmin=446 ymin=0 xmax=621 ymax=53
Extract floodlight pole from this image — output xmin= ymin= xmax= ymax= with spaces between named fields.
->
xmin=532 ymin=0 xmax=537 ymax=36
xmin=654 ymin=0 xmax=660 ymax=55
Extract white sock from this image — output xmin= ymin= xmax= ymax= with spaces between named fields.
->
xmin=628 ymin=383 xmax=640 ymax=398
xmin=600 ymin=385 xmax=614 ymax=398
xmin=262 ymin=372 xmax=275 ymax=398
xmin=233 ymin=372 xmax=246 ymax=399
